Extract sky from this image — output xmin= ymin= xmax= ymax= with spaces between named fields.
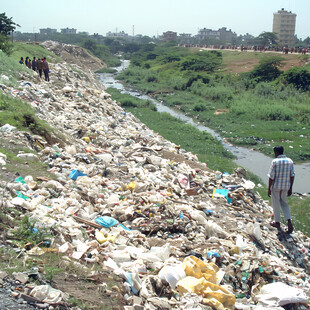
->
xmin=2 ymin=0 xmax=310 ymax=39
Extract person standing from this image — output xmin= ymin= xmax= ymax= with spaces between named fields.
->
xmin=42 ymin=57 xmax=50 ymax=82
xmin=268 ymin=145 xmax=295 ymax=234
xmin=31 ymin=57 xmax=37 ymax=71
xmin=19 ymin=57 xmax=24 ymax=64
xmin=37 ymin=57 xmax=43 ymax=78
xmin=27 ymin=58 xmax=32 ymax=69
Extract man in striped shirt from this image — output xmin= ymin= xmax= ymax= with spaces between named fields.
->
xmin=268 ymin=145 xmax=295 ymax=234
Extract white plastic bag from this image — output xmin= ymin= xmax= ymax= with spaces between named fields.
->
xmin=256 ymin=282 xmax=308 ymax=306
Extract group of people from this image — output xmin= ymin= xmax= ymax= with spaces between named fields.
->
xmin=19 ymin=56 xmax=50 ymax=82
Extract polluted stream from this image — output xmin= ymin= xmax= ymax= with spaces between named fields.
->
xmin=97 ymin=60 xmax=310 ymax=195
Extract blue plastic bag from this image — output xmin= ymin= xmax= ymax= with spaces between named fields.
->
xmin=69 ymin=169 xmax=87 ymax=181
xmin=96 ymin=216 xmax=131 ymax=231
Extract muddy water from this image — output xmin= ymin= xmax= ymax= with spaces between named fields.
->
xmin=97 ymin=61 xmax=310 ymax=194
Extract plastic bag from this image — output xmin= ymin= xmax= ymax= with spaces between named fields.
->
xmin=256 ymin=282 xmax=309 ymax=306
xmin=69 ymin=169 xmax=87 ymax=181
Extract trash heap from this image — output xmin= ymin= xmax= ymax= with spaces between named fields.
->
xmin=0 ymin=42 xmax=309 ymax=310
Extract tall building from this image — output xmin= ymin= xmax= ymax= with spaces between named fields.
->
xmin=273 ymin=8 xmax=296 ymax=48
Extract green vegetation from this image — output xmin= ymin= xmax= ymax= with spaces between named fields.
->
xmin=11 ymin=42 xmax=62 ymax=63
xmin=11 ymin=215 xmax=52 ymax=247
xmin=116 ymin=46 xmax=310 ymax=162
xmin=287 ymin=196 xmax=310 ymax=236
xmin=0 ymin=13 xmax=19 ymax=55
xmin=0 ymin=92 xmax=61 ymax=141
xmin=0 ymin=41 xmax=61 ymax=85
xmin=95 ymin=67 xmax=117 ymax=74
xmin=81 ymin=38 xmax=121 ymax=67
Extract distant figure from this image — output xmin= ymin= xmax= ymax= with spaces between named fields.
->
xmin=26 ymin=57 xmax=32 ymax=69
xmin=268 ymin=145 xmax=295 ymax=234
xmin=25 ymin=56 xmax=29 ymax=66
xmin=19 ymin=57 xmax=24 ymax=65
xmin=37 ymin=57 xmax=43 ymax=78
xmin=31 ymin=57 xmax=37 ymax=71
xmin=42 ymin=57 xmax=50 ymax=82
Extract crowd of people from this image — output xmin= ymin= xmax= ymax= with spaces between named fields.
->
xmin=19 ymin=56 xmax=50 ymax=82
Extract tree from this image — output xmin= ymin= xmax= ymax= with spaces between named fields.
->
xmin=0 ymin=13 xmax=19 ymax=35
xmin=248 ymin=56 xmax=284 ymax=82
xmin=180 ymin=51 xmax=222 ymax=72
xmin=256 ymin=32 xmax=278 ymax=46
xmin=304 ymin=37 xmax=310 ymax=46
xmin=0 ymin=13 xmax=19 ymax=55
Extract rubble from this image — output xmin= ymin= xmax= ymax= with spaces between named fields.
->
xmin=0 ymin=41 xmax=309 ymax=310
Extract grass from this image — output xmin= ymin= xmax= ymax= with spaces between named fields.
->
xmin=11 ymin=42 xmax=62 ymax=63
xmin=95 ymin=67 xmax=117 ymax=74
xmin=287 ymin=196 xmax=310 ymax=236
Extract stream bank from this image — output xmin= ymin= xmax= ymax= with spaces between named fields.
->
xmin=97 ymin=61 xmax=310 ymax=195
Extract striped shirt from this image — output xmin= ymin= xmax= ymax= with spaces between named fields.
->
xmin=268 ymin=154 xmax=295 ymax=190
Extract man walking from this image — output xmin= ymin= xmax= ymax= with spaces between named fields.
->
xmin=268 ymin=146 xmax=295 ymax=234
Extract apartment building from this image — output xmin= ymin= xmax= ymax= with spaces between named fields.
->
xmin=162 ymin=31 xmax=177 ymax=42
xmin=39 ymin=28 xmax=57 ymax=35
xmin=273 ymin=8 xmax=296 ymax=48
xmin=197 ymin=27 xmax=236 ymax=43
xmin=61 ymin=27 xmax=77 ymax=34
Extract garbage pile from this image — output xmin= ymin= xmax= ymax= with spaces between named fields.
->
xmin=42 ymin=40 xmax=107 ymax=72
xmin=0 ymin=41 xmax=309 ymax=310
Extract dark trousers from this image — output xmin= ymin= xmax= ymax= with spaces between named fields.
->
xmin=43 ymin=69 xmax=49 ymax=82
xmin=38 ymin=69 xmax=42 ymax=78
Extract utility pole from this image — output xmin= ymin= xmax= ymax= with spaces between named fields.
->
xmin=132 ymin=25 xmax=134 ymax=41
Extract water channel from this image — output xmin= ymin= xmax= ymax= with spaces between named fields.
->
xmin=97 ymin=60 xmax=310 ymax=195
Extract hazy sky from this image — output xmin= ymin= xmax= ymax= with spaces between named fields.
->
xmin=2 ymin=0 xmax=309 ymax=39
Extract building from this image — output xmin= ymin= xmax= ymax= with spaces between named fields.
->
xmin=273 ymin=8 xmax=296 ymax=48
xmin=162 ymin=31 xmax=177 ymax=42
xmin=197 ymin=27 xmax=236 ymax=43
xmin=106 ymin=31 xmax=129 ymax=38
xmin=61 ymin=27 xmax=77 ymax=34
xmin=178 ymin=33 xmax=192 ymax=44
xmin=198 ymin=28 xmax=220 ymax=41
xmin=39 ymin=28 xmax=57 ymax=35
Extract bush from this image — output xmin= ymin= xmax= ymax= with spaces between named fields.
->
xmin=231 ymin=98 xmax=294 ymax=121
xmin=180 ymin=51 xmax=222 ymax=72
xmin=193 ymin=103 xmax=207 ymax=112
xmin=281 ymin=67 xmax=310 ymax=91
xmin=248 ymin=56 xmax=284 ymax=82
xmin=120 ymin=99 xmax=138 ymax=108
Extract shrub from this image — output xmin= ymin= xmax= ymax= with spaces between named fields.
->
xmin=193 ymin=103 xmax=207 ymax=112
xmin=121 ymin=99 xmax=138 ymax=107
xmin=254 ymin=82 xmax=276 ymax=97
xmin=248 ymin=56 xmax=284 ymax=82
xmin=180 ymin=51 xmax=222 ymax=72
xmin=281 ymin=67 xmax=310 ymax=91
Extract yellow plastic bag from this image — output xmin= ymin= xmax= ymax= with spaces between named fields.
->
xmin=178 ymin=256 xmax=235 ymax=310
xmin=95 ymin=230 xmax=117 ymax=244
xmin=182 ymin=255 xmax=217 ymax=283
